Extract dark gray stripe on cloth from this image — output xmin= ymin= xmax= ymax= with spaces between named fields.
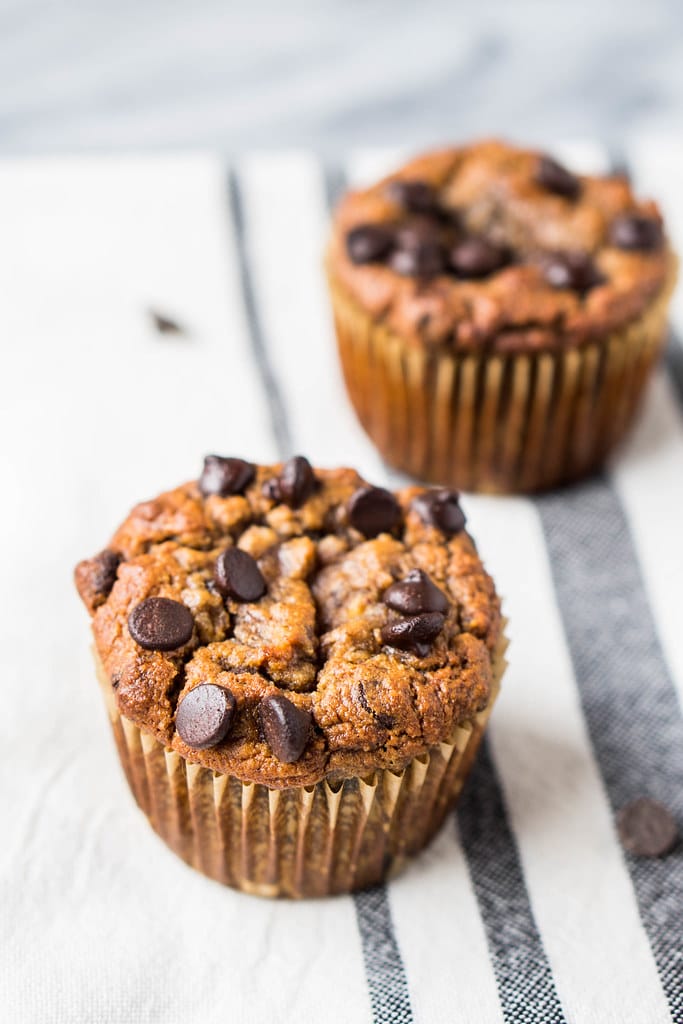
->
xmin=354 ymin=887 xmax=414 ymax=1024
xmin=227 ymin=169 xmax=292 ymax=458
xmin=536 ymin=478 xmax=683 ymax=1019
xmin=326 ymin=155 xmax=567 ymax=1024
xmin=458 ymin=742 xmax=567 ymax=1024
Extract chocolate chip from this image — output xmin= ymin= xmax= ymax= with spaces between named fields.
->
xmin=91 ymin=549 xmax=121 ymax=599
xmin=450 ymin=238 xmax=508 ymax=279
xmin=128 ymin=597 xmax=194 ymax=651
xmin=389 ymin=238 xmax=445 ymax=277
xmin=535 ymin=155 xmax=581 ymax=199
xmin=149 ymin=309 xmax=184 ymax=335
xmin=381 ymin=612 xmax=445 ymax=652
xmin=276 ymin=455 xmax=317 ymax=508
xmin=617 ymin=798 xmax=679 ymax=858
xmin=347 ymin=224 xmax=394 ymax=264
xmin=176 ymin=684 xmax=236 ymax=750
xmin=259 ymin=692 xmax=312 ymax=763
xmin=610 ymin=214 xmax=663 ymax=251
xmin=542 ymin=251 xmax=603 ymax=293
xmin=199 ymin=455 xmax=255 ymax=497
xmin=214 ymin=547 xmax=266 ymax=602
xmin=348 ymin=486 xmax=402 ymax=537
xmin=388 ymin=179 xmax=440 ymax=215
xmin=384 ymin=568 xmax=449 ymax=616
xmin=412 ymin=489 xmax=466 ymax=535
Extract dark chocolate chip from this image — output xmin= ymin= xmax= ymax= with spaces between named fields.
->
xmin=214 ymin=547 xmax=266 ymax=602
xmin=381 ymin=612 xmax=445 ymax=652
xmin=199 ymin=455 xmax=255 ymax=497
xmin=384 ymin=568 xmax=449 ymax=616
xmin=128 ymin=597 xmax=194 ymax=651
xmin=616 ymin=798 xmax=679 ymax=858
xmin=610 ymin=214 xmax=663 ymax=251
xmin=276 ymin=455 xmax=317 ymax=508
xmin=259 ymin=692 xmax=312 ymax=763
xmin=388 ymin=179 xmax=440 ymax=215
xmin=91 ymin=549 xmax=121 ymax=599
xmin=450 ymin=237 xmax=509 ymax=279
xmin=348 ymin=486 xmax=402 ymax=538
xmin=149 ymin=309 xmax=184 ymax=335
xmin=535 ymin=155 xmax=581 ymax=199
xmin=347 ymin=224 xmax=394 ymax=264
xmin=389 ymin=239 xmax=445 ymax=277
xmin=412 ymin=489 xmax=466 ymax=535
xmin=542 ymin=251 xmax=603 ymax=293
xmin=176 ymin=684 xmax=236 ymax=750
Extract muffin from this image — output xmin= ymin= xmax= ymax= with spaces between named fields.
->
xmin=326 ymin=139 xmax=677 ymax=493
xmin=74 ymin=454 xmax=505 ymax=897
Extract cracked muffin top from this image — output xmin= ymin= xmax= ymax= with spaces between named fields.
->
xmin=327 ymin=139 xmax=675 ymax=353
xmin=75 ymin=456 xmax=501 ymax=788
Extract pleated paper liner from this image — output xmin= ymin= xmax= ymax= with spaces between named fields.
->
xmin=95 ymin=628 xmax=507 ymax=899
xmin=328 ymin=265 xmax=677 ymax=493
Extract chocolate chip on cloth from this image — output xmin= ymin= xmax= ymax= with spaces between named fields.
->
xmin=74 ymin=459 xmax=501 ymax=788
xmin=617 ymin=798 xmax=679 ymax=858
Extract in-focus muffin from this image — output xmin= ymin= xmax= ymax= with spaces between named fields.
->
xmin=75 ymin=455 xmax=505 ymax=897
xmin=326 ymin=139 xmax=677 ymax=493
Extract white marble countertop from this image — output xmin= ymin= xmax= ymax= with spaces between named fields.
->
xmin=1 ymin=0 xmax=682 ymax=155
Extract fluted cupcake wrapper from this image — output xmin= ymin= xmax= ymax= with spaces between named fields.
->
xmin=328 ymin=267 xmax=676 ymax=493
xmin=95 ymin=629 xmax=507 ymax=899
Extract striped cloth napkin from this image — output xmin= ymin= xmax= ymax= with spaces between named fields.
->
xmin=2 ymin=141 xmax=682 ymax=1024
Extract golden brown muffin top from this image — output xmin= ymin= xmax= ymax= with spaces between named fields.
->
xmin=75 ymin=456 xmax=501 ymax=788
xmin=328 ymin=139 xmax=674 ymax=353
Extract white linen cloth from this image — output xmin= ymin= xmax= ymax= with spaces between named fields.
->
xmin=1 ymin=142 xmax=682 ymax=1023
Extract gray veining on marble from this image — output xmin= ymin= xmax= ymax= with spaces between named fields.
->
xmin=1 ymin=0 xmax=682 ymax=154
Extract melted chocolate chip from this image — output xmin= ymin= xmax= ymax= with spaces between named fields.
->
xmin=214 ymin=547 xmax=266 ymax=602
xmin=259 ymin=692 xmax=312 ymax=763
xmin=412 ymin=489 xmax=466 ymax=535
xmin=610 ymin=214 xmax=663 ymax=251
xmin=535 ymin=155 xmax=581 ymax=199
xmin=90 ymin=549 xmax=121 ymax=600
xmin=276 ymin=455 xmax=317 ymax=508
xmin=199 ymin=455 xmax=255 ymax=497
xmin=388 ymin=179 xmax=440 ymax=215
xmin=542 ymin=251 xmax=603 ymax=293
xmin=347 ymin=224 xmax=394 ymax=264
xmin=450 ymin=238 xmax=508 ymax=279
xmin=348 ymin=486 xmax=402 ymax=538
xmin=384 ymin=568 xmax=449 ymax=616
xmin=381 ymin=612 xmax=445 ymax=652
xmin=176 ymin=684 xmax=236 ymax=750
xmin=617 ymin=798 xmax=679 ymax=858
xmin=128 ymin=597 xmax=194 ymax=651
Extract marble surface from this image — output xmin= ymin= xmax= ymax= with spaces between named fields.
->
xmin=1 ymin=0 xmax=682 ymax=155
